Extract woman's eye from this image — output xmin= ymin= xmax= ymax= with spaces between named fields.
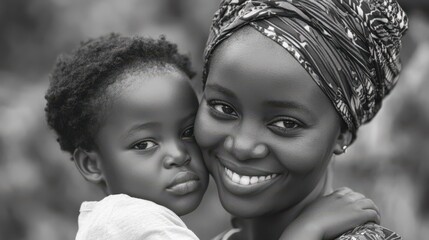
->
xmin=182 ymin=126 xmax=194 ymax=139
xmin=271 ymin=120 xmax=300 ymax=129
xmin=214 ymin=104 xmax=237 ymax=115
xmin=209 ymin=101 xmax=238 ymax=118
xmin=132 ymin=140 xmax=157 ymax=150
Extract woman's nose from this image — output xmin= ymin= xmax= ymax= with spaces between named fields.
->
xmin=223 ymin=134 xmax=269 ymax=161
xmin=163 ymin=141 xmax=191 ymax=168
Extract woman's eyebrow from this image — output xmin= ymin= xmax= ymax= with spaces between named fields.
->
xmin=205 ymin=83 xmax=236 ymax=98
xmin=264 ymin=100 xmax=313 ymax=115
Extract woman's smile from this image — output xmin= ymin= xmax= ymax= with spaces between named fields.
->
xmin=214 ymin=154 xmax=287 ymax=195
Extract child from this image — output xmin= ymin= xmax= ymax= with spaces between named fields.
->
xmin=46 ymin=34 xmax=206 ymax=239
xmin=45 ymin=33 xmax=380 ymax=239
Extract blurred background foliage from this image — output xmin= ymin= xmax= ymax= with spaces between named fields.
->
xmin=0 ymin=0 xmax=428 ymax=239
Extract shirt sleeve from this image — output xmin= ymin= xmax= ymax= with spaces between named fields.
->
xmin=83 ymin=195 xmax=199 ymax=240
xmin=336 ymin=223 xmax=402 ymax=240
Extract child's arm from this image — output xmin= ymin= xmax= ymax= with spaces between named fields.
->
xmin=279 ymin=187 xmax=380 ymax=240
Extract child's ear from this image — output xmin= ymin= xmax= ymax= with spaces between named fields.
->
xmin=333 ymin=128 xmax=353 ymax=155
xmin=73 ymin=148 xmax=105 ymax=184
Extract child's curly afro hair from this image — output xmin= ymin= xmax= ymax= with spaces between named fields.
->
xmin=45 ymin=33 xmax=195 ymax=156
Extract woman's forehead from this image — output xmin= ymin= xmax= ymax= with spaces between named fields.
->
xmin=209 ymin=26 xmax=261 ymax=69
xmin=209 ymin=26 xmax=314 ymax=89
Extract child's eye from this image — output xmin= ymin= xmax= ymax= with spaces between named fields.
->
xmin=208 ymin=100 xmax=238 ymax=119
xmin=181 ymin=125 xmax=194 ymax=139
xmin=267 ymin=118 xmax=303 ymax=135
xmin=132 ymin=140 xmax=158 ymax=150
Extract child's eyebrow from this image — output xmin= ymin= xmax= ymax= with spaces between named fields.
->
xmin=205 ymin=83 xmax=236 ymax=99
xmin=124 ymin=122 xmax=161 ymax=138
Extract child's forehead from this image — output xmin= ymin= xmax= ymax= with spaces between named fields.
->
xmin=107 ymin=68 xmax=197 ymax=110
xmin=93 ymin=65 xmax=195 ymax=127
xmin=100 ymin=71 xmax=198 ymax=135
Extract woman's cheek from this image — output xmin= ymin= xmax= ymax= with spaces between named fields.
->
xmin=269 ymin=137 xmax=330 ymax=174
xmin=195 ymin=102 xmax=230 ymax=148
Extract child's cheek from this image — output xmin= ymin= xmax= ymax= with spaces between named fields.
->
xmin=195 ymin=101 xmax=229 ymax=149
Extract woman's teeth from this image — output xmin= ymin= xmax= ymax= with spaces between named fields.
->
xmin=224 ymin=167 xmax=278 ymax=185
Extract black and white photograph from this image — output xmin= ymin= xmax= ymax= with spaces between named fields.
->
xmin=0 ymin=0 xmax=428 ymax=239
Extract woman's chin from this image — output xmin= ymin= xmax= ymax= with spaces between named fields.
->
xmin=217 ymin=188 xmax=272 ymax=218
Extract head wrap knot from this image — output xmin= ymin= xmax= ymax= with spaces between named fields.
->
xmin=203 ymin=0 xmax=408 ymax=137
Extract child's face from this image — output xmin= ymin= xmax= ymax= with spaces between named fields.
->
xmin=195 ymin=29 xmax=343 ymax=218
xmin=94 ymin=69 xmax=208 ymax=216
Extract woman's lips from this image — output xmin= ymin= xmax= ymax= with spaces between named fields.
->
xmin=224 ymin=166 xmax=278 ymax=185
xmin=219 ymin=164 xmax=284 ymax=195
xmin=217 ymin=154 xmax=282 ymax=176
xmin=215 ymin=156 xmax=286 ymax=195
xmin=166 ymin=171 xmax=200 ymax=196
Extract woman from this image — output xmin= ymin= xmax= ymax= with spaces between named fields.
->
xmin=194 ymin=0 xmax=408 ymax=239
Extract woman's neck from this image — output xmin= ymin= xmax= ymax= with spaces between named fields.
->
xmin=234 ymin=168 xmax=333 ymax=240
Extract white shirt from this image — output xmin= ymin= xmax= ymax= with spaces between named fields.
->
xmin=76 ymin=194 xmax=199 ymax=240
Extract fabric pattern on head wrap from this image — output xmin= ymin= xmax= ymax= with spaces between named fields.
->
xmin=203 ymin=0 xmax=408 ymax=137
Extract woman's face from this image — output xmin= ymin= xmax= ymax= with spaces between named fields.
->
xmin=195 ymin=28 xmax=345 ymax=218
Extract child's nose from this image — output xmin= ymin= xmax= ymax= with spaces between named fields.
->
xmin=162 ymin=141 xmax=191 ymax=168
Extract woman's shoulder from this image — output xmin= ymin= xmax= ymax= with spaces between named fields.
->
xmin=336 ymin=223 xmax=401 ymax=240
xmin=211 ymin=223 xmax=401 ymax=240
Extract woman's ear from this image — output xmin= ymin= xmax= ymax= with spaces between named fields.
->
xmin=333 ymin=129 xmax=353 ymax=155
xmin=73 ymin=148 xmax=105 ymax=184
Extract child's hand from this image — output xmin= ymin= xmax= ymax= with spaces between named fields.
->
xmin=279 ymin=187 xmax=380 ymax=240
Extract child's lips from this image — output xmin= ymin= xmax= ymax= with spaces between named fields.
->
xmin=166 ymin=171 xmax=200 ymax=195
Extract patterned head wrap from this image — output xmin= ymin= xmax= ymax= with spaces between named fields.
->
xmin=203 ymin=0 xmax=408 ymax=137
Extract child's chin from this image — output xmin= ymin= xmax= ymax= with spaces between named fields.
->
xmin=170 ymin=204 xmax=197 ymax=216
xmin=169 ymin=195 xmax=204 ymax=216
